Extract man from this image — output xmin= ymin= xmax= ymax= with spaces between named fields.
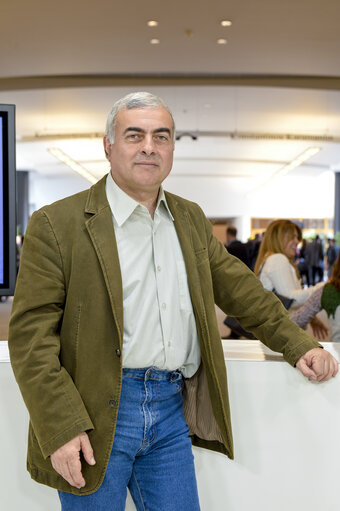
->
xmin=326 ymin=238 xmax=337 ymax=279
xmin=306 ymin=235 xmax=324 ymax=285
xmin=224 ymin=225 xmax=252 ymax=268
xmin=9 ymin=92 xmax=338 ymax=511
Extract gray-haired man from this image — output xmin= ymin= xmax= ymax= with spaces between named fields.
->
xmin=9 ymin=92 xmax=338 ymax=511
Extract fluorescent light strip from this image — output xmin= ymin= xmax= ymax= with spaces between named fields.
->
xmin=247 ymin=146 xmax=321 ymax=196
xmin=275 ymin=147 xmax=321 ymax=178
xmin=48 ymin=147 xmax=98 ymax=184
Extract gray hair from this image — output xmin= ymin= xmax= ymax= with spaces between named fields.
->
xmin=105 ymin=91 xmax=175 ymax=143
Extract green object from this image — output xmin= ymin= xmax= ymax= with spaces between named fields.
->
xmin=334 ymin=232 xmax=340 ymax=247
xmin=321 ymin=283 xmax=340 ymax=318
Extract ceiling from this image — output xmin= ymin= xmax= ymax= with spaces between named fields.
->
xmin=1 ymin=0 xmax=340 ymax=197
xmin=1 ymin=0 xmax=340 ymax=78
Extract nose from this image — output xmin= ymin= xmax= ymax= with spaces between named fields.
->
xmin=140 ymin=134 xmax=156 ymax=156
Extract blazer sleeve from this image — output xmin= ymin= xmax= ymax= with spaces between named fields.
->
xmin=201 ymin=214 xmax=321 ymax=367
xmin=8 ymin=210 xmax=94 ymax=459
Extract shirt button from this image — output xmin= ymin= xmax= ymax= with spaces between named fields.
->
xmin=157 ymin=265 xmax=161 ymax=272
xmin=168 ymin=341 xmax=171 ymax=347
xmin=108 ymin=399 xmax=118 ymax=408
xmin=162 ymin=303 xmax=166 ymax=310
xmin=115 ymin=348 xmax=121 ymax=357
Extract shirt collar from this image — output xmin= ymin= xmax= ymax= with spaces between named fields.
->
xmin=105 ymin=173 xmax=174 ymax=227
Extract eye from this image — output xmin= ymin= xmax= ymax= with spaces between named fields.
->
xmin=126 ymin=133 xmax=143 ymax=141
xmin=154 ymin=134 xmax=169 ymax=143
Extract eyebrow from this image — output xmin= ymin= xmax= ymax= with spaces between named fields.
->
xmin=123 ymin=127 xmax=171 ymax=136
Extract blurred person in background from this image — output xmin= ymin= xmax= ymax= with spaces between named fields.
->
xmin=291 ymin=253 xmax=340 ymax=341
xmin=254 ymin=219 xmax=327 ymax=339
xmin=306 ymin=235 xmax=324 ymax=285
xmin=224 ymin=226 xmax=252 ymax=269
xmin=223 ymin=225 xmax=252 ymax=337
xmin=326 ymin=238 xmax=337 ymax=279
xmin=297 ymin=238 xmax=310 ymax=287
xmin=248 ymin=232 xmax=263 ymax=271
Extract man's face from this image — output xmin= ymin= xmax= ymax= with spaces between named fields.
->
xmin=103 ymin=107 xmax=174 ymax=198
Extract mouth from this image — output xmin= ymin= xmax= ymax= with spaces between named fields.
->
xmin=135 ymin=162 xmax=158 ymax=167
xmin=135 ymin=159 xmax=159 ymax=164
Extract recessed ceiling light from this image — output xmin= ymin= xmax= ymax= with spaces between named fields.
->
xmin=221 ymin=20 xmax=232 ymax=27
xmin=147 ymin=20 xmax=158 ymax=27
xmin=150 ymin=38 xmax=160 ymax=45
xmin=217 ymin=38 xmax=227 ymax=45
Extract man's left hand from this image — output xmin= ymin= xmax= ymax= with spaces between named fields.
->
xmin=296 ymin=348 xmax=338 ymax=382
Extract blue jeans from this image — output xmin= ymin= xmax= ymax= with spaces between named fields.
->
xmin=58 ymin=367 xmax=201 ymax=511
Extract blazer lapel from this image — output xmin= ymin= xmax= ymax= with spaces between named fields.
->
xmin=85 ymin=176 xmax=124 ymax=346
xmin=165 ymin=193 xmax=207 ymax=332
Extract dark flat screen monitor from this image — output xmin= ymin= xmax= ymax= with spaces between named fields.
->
xmin=0 ymin=104 xmax=16 ymax=295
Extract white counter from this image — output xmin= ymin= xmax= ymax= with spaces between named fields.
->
xmin=1 ymin=340 xmax=340 ymax=511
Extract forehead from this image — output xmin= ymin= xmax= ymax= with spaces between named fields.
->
xmin=115 ymin=107 xmax=173 ymax=132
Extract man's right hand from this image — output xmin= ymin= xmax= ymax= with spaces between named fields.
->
xmin=50 ymin=432 xmax=96 ymax=489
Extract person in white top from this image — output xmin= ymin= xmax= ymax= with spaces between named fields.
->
xmin=254 ymin=219 xmax=327 ymax=337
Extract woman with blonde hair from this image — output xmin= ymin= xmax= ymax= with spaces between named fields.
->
xmin=255 ymin=219 xmax=324 ymax=308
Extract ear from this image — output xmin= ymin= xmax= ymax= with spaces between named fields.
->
xmin=103 ymin=136 xmax=111 ymax=159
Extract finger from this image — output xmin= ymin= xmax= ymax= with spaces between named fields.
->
xmin=319 ymin=370 xmax=332 ymax=382
xmin=80 ymin=433 xmax=96 ymax=466
xmin=68 ymin=455 xmax=86 ymax=489
xmin=52 ymin=457 xmax=77 ymax=488
xmin=312 ymin=357 xmax=327 ymax=381
xmin=320 ymin=359 xmax=338 ymax=382
xmin=316 ymin=327 xmax=328 ymax=340
xmin=319 ymin=329 xmax=328 ymax=340
xmin=62 ymin=463 xmax=80 ymax=488
xmin=296 ymin=359 xmax=317 ymax=380
xmin=315 ymin=355 xmax=336 ymax=382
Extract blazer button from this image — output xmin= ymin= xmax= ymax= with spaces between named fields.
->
xmin=115 ymin=348 xmax=121 ymax=357
xmin=108 ymin=399 xmax=118 ymax=408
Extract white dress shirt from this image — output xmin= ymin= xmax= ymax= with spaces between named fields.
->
xmin=105 ymin=173 xmax=200 ymax=377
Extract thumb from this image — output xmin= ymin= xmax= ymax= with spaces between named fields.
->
xmin=296 ymin=358 xmax=317 ymax=381
xmin=80 ymin=433 xmax=96 ymax=465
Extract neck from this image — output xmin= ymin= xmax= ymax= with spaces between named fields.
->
xmin=137 ymin=193 xmax=159 ymax=218
xmin=111 ymin=175 xmax=160 ymax=218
